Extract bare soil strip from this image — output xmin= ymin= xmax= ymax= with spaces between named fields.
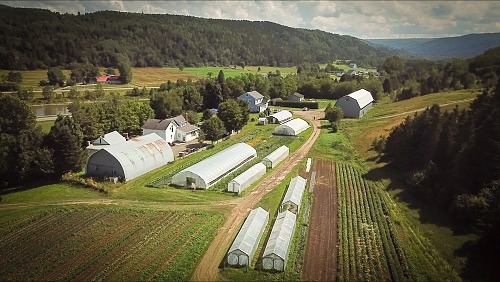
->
xmin=302 ymin=160 xmax=338 ymax=281
xmin=191 ymin=110 xmax=323 ymax=281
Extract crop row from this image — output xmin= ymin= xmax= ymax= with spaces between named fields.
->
xmin=336 ymin=163 xmax=412 ymax=282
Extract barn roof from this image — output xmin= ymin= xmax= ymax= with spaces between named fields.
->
xmin=291 ymin=92 xmax=304 ymax=98
xmin=269 ymin=110 xmax=292 ymax=122
xmin=142 ymin=115 xmax=186 ymax=130
xmin=92 ymin=131 xmax=126 ymax=146
xmin=263 ymin=210 xmax=296 ymax=260
xmin=347 ymin=89 xmax=373 ymax=109
xmin=94 ymin=133 xmax=174 ymax=181
xmin=172 ymin=143 xmax=257 ymax=188
xmin=228 ymin=207 xmax=269 ymax=256
xmin=282 ymin=176 xmax=306 ymax=209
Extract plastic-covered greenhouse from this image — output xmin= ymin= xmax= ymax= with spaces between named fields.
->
xmin=280 ymin=176 xmax=307 ymax=214
xmin=86 ymin=133 xmax=174 ymax=181
xmin=267 ymin=110 xmax=292 ymax=124
xmin=262 ymin=210 xmax=297 ymax=272
xmin=261 ymin=145 xmax=289 ymax=169
xmin=273 ymin=118 xmax=309 ymax=136
xmin=171 ymin=143 xmax=257 ymax=189
xmin=228 ymin=163 xmax=266 ymax=194
xmin=227 ymin=207 xmax=269 ymax=267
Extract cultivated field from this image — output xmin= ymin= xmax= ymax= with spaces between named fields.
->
xmin=0 ymin=207 xmax=223 ymax=281
xmin=302 ymin=159 xmax=338 ymax=281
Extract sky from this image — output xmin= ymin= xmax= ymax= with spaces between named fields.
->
xmin=4 ymin=1 xmax=500 ymax=39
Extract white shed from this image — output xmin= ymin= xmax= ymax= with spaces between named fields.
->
xmin=280 ymin=176 xmax=307 ymax=214
xmin=228 ymin=163 xmax=266 ymax=194
xmin=227 ymin=207 xmax=269 ymax=267
xmin=261 ymin=145 xmax=289 ymax=169
xmin=273 ymin=118 xmax=309 ymax=136
xmin=171 ymin=143 xmax=257 ymax=189
xmin=85 ymin=133 xmax=174 ymax=181
xmin=334 ymin=88 xmax=374 ymax=118
xmin=262 ymin=210 xmax=297 ymax=272
xmin=267 ymin=110 xmax=292 ymax=124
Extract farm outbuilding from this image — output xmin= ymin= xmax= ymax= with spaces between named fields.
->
xmin=261 ymin=145 xmax=289 ymax=169
xmin=228 ymin=163 xmax=266 ymax=194
xmin=267 ymin=110 xmax=292 ymax=124
xmin=280 ymin=176 xmax=307 ymax=214
xmin=273 ymin=118 xmax=309 ymax=136
xmin=85 ymin=133 xmax=174 ymax=181
xmin=171 ymin=143 xmax=257 ymax=189
xmin=262 ymin=210 xmax=297 ymax=272
xmin=227 ymin=207 xmax=269 ymax=267
xmin=334 ymin=88 xmax=374 ymax=118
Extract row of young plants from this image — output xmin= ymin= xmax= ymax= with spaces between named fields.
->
xmin=336 ymin=163 xmax=412 ymax=282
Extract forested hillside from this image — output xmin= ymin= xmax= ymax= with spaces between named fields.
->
xmin=0 ymin=4 xmax=394 ymax=70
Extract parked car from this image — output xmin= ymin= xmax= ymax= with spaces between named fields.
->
xmin=302 ymin=107 xmax=309 ymax=111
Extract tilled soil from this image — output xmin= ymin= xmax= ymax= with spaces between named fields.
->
xmin=302 ymin=159 xmax=338 ymax=282
xmin=191 ymin=110 xmax=323 ymax=281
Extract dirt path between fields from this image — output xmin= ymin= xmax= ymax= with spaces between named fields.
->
xmin=191 ymin=110 xmax=323 ymax=281
xmin=373 ymin=98 xmax=474 ymax=120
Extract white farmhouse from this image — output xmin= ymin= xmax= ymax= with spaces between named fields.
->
xmin=141 ymin=115 xmax=199 ymax=143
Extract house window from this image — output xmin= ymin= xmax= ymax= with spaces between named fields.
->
xmin=171 ymin=127 xmax=173 ymax=132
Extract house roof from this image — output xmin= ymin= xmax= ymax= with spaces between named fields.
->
xmin=243 ymin=91 xmax=264 ymax=100
xmin=96 ymin=75 xmax=120 ymax=82
xmin=291 ymin=92 xmax=304 ymax=98
xmin=271 ymin=98 xmax=283 ymax=101
xmin=347 ymin=89 xmax=374 ymax=109
xmin=91 ymin=131 xmax=127 ymax=146
xmin=141 ymin=115 xmax=186 ymax=130
xmin=177 ymin=124 xmax=199 ymax=133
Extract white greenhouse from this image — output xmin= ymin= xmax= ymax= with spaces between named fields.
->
xmin=171 ymin=143 xmax=257 ymax=189
xmin=85 ymin=133 xmax=174 ymax=181
xmin=227 ymin=207 xmax=269 ymax=267
xmin=280 ymin=176 xmax=307 ymax=214
xmin=273 ymin=118 xmax=309 ymax=136
xmin=228 ymin=163 xmax=266 ymax=194
xmin=262 ymin=210 xmax=297 ymax=272
xmin=267 ymin=110 xmax=292 ymax=124
xmin=261 ymin=145 xmax=289 ymax=169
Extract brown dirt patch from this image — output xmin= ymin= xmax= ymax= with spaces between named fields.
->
xmin=302 ymin=159 xmax=338 ymax=281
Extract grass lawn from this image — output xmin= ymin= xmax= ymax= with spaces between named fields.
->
xmin=0 ymin=69 xmax=71 ymax=89
xmin=169 ymin=67 xmax=250 ymax=79
xmin=37 ymin=120 xmax=55 ymax=133
xmin=130 ymin=67 xmax=198 ymax=86
xmin=244 ymin=66 xmax=297 ymax=75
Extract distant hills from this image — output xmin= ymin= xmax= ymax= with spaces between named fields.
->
xmin=366 ymin=33 xmax=500 ymax=58
xmin=0 ymin=4 xmax=396 ymax=70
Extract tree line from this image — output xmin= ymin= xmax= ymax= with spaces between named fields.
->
xmin=0 ymin=4 xmax=396 ymax=70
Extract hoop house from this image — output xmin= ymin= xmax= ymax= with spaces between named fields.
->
xmin=262 ymin=210 xmax=296 ymax=272
xmin=267 ymin=110 xmax=292 ymax=124
xmin=227 ymin=207 xmax=269 ymax=267
xmin=273 ymin=118 xmax=309 ymax=136
xmin=171 ymin=143 xmax=256 ymax=189
xmin=280 ymin=176 xmax=307 ymax=214
xmin=228 ymin=163 xmax=266 ymax=194
xmin=261 ymin=145 xmax=289 ymax=169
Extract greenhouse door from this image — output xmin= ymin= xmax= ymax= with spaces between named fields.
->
xmin=186 ymin=177 xmax=196 ymax=188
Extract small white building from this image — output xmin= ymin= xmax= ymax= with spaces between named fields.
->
xmin=262 ymin=210 xmax=296 ymax=272
xmin=85 ymin=131 xmax=127 ymax=156
xmin=228 ymin=163 xmax=266 ymax=194
xmin=273 ymin=118 xmax=310 ymax=136
xmin=334 ymin=88 xmax=374 ymax=118
xmin=141 ymin=115 xmax=199 ymax=143
xmin=261 ymin=145 xmax=289 ymax=169
xmin=267 ymin=110 xmax=292 ymax=124
xmin=280 ymin=176 xmax=307 ymax=214
xmin=227 ymin=207 xmax=269 ymax=267
xmin=258 ymin=117 xmax=268 ymax=125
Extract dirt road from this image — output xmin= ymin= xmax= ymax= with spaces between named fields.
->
xmin=191 ymin=110 xmax=323 ymax=281
xmin=302 ymin=160 xmax=338 ymax=281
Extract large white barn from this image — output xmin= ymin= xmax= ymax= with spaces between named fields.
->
xmin=334 ymin=89 xmax=374 ymax=118
xmin=171 ymin=143 xmax=257 ymax=189
xmin=280 ymin=176 xmax=307 ymax=214
xmin=227 ymin=207 xmax=269 ymax=267
xmin=262 ymin=210 xmax=297 ymax=272
xmin=85 ymin=133 xmax=174 ymax=181
xmin=261 ymin=145 xmax=289 ymax=169
xmin=273 ymin=118 xmax=309 ymax=136
xmin=228 ymin=163 xmax=266 ymax=194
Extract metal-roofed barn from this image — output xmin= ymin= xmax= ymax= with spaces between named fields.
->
xmin=227 ymin=207 xmax=269 ymax=267
xmin=280 ymin=176 xmax=307 ymax=214
xmin=334 ymin=88 xmax=374 ymax=118
xmin=267 ymin=110 xmax=293 ymax=124
xmin=262 ymin=210 xmax=297 ymax=272
xmin=261 ymin=145 xmax=289 ymax=169
xmin=228 ymin=163 xmax=266 ymax=194
xmin=273 ymin=118 xmax=310 ymax=136
xmin=85 ymin=133 xmax=174 ymax=181
xmin=85 ymin=130 xmax=127 ymax=156
xmin=171 ymin=143 xmax=257 ymax=189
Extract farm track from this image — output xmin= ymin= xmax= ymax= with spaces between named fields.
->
xmin=191 ymin=110 xmax=323 ymax=281
xmin=302 ymin=160 xmax=338 ymax=281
